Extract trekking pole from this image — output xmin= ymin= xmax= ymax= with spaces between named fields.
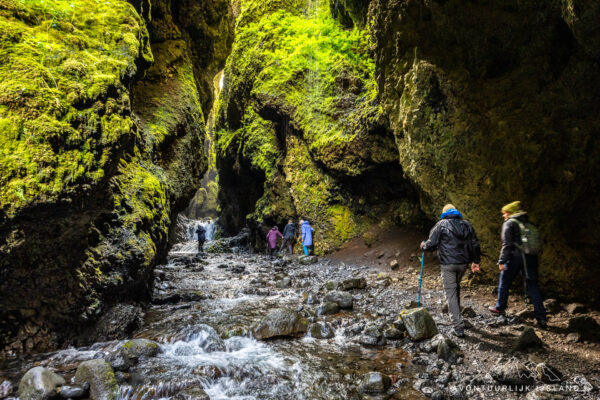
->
xmin=417 ymin=251 xmax=425 ymax=307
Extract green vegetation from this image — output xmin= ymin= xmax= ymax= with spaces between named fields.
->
xmin=216 ymin=0 xmax=405 ymax=252
xmin=0 ymin=0 xmax=151 ymax=215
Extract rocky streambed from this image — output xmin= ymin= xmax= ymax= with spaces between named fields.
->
xmin=1 ymin=236 xmax=599 ymax=400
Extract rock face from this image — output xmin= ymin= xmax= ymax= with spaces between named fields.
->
xmin=400 ymin=308 xmax=438 ymax=341
xmin=368 ymin=0 xmax=600 ymax=300
xmin=73 ymin=360 xmax=118 ymax=400
xmin=251 ymin=309 xmax=309 ymax=339
xmin=0 ymin=0 xmax=234 ymax=355
xmin=214 ymin=0 xmax=423 ymax=253
xmin=18 ymin=367 xmax=65 ymax=400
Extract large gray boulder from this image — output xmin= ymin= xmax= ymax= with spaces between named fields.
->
xmin=323 ymin=291 xmax=353 ymax=309
xmin=251 ymin=309 xmax=309 ymax=339
xmin=400 ymin=308 xmax=438 ymax=341
xmin=359 ymin=372 xmax=391 ymax=394
xmin=73 ymin=360 xmax=118 ymax=400
xmin=18 ymin=367 xmax=65 ymax=400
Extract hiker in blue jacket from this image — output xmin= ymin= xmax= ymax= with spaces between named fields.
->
xmin=421 ymin=204 xmax=480 ymax=337
xmin=301 ymin=219 xmax=313 ymax=256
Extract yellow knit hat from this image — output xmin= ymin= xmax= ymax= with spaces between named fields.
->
xmin=501 ymin=201 xmax=521 ymax=214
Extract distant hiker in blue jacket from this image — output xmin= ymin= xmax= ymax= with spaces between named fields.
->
xmin=301 ymin=219 xmax=313 ymax=255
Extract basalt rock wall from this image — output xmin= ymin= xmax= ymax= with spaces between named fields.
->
xmin=0 ymin=0 xmax=233 ymax=356
xmin=368 ymin=0 xmax=600 ymax=301
xmin=215 ymin=0 xmax=600 ymax=302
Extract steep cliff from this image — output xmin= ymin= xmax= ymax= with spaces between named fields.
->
xmin=0 ymin=0 xmax=233 ymax=355
xmin=368 ymin=0 xmax=600 ymax=300
xmin=216 ymin=0 xmax=600 ymax=301
xmin=215 ymin=0 xmax=422 ymax=251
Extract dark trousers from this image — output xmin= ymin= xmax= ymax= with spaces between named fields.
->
xmin=267 ymin=247 xmax=277 ymax=259
xmin=198 ymin=240 xmax=205 ymax=252
xmin=495 ymin=254 xmax=546 ymax=321
xmin=280 ymin=238 xmax=294 ymax=254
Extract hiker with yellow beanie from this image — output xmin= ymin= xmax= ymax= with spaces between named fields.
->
xmin=489 ymin=201 xmax=547 ymax=327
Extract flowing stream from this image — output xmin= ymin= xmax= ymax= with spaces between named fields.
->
xmin=1 ymin=218 xmax=425 ymax=399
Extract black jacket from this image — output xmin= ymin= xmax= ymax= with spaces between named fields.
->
xmin=498 ymin=212 xmax=529 ymax=265
xmin=422 ymin=215 xmax=481 ymax=265
xmin=196 ymin=226 xmax=206 ymax=241
xmin=282 ymin=223 xmax=296 ymax=239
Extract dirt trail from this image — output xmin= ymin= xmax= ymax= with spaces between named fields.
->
xmin=326 ymin=227 xmax=600 ymax=398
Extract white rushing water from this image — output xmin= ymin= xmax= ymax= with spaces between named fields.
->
xmin=186 ymin=218 xmax=217 ymax=241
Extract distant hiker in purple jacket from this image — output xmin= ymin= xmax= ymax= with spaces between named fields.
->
xmin=266 ymin=226 xmax=283 ymax=259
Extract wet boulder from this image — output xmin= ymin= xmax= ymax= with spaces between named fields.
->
xmin=512 ymin=327 xmax=544 ymax=352
xmin=309 ymin=322 xmax=335 ymax=339
xmin=359 ymin=372 xmax=391 ymax=394
xmin=107 ymin=339 xmax=160 ymax=371
xmin=251 ymin=309 xmax=309 ymax=339
xmin=338 ymin=277 xmax=366 ymax=291
xmin=359 ymin=325 xmax=386 ymax=346
xmin=317 ymin=302 xmax=339 ymax=316
xmin=436 ymin=336 xmax=463 ymax=364
xmin=18 ymin=367 xmax=65 ymax=400
xmin=490 ymin=359 xmax=535 ymax=386
xmin=400 ymin=308 xmax=438 ymax=341
xmin=73 ymin=360 xmax=118 ymax=400
xmin=323 ymin=291 xmax=353 ymax=309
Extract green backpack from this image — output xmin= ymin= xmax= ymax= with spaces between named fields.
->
xmin=511 ymin=218 xmax=542 ymax=255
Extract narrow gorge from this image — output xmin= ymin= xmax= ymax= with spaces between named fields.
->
xmin=0 ymin=0 xmax=599 ymax=399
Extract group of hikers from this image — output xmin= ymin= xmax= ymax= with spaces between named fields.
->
xmin=266 ymin=219 xmax=315 ymax=259
xmin=421 ymin=201 xmax=547 ymax=337
xmin=195 ymin=201 xmax=546 ymax=337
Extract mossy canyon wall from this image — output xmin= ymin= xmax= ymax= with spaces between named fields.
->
xmin=1 ymin=0 xmax=599 ymax=356
xmin=0 ymin=0 xmax=233 ymax=355
xmin=216 ymin=0 xmax=600 ymax=302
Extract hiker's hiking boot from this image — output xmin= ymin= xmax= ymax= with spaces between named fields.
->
xmin=488 ymin=306 xmax=505 ymax=315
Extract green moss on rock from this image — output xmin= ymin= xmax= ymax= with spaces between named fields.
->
xmin=216 ymin=0 xmax=419 ymax=252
